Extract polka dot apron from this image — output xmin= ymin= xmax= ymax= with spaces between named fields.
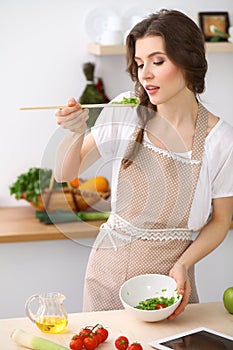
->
xmin=83 ymin=103 xmax=208 ymax=312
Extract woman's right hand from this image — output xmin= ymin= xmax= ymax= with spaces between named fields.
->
xmin=55 ymin=97 xmax=89 ymax=133
xmin=168 ymin=262 xmax=191 ymax=320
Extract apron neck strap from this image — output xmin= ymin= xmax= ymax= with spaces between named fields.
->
xmin=191 ymin=102 xmax=208 ymax=161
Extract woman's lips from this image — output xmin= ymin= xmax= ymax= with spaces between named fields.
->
xmin=145 ymin=85 xmax=160 ymax=95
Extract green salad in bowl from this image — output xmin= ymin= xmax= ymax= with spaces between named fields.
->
xmin=119 ymin=274 xmax=182 ymax=322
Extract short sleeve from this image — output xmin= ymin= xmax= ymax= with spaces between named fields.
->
xmin=208 ymin=121 xmax=233 ymax=198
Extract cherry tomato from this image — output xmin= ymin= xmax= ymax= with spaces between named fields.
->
xmin=79 ymin=328 xmax=92 ymax=338
xmin=95 ymin=326 xmax=109 ymax=343
xmin=69 ymin=335 xmax=83 ymax=350
xmin=155 ymin=303 xmax=167 ymax=309
xmin=115 ymin=336 xmax=129 ymax=350
xmin=83 ymin=335 xmax=98 ymax=350
xmin=93 ymin=332 xmax=102 ymax=346
xmin=128 ymin=343 xmax=143 ymax=350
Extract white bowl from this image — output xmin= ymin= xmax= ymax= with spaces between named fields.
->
xmin=119 ymin=274 xmax=182 ymax=322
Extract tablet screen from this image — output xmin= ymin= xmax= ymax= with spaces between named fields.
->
xmin=161 ymin=330 xmax=233 ymax=349
xmin=150 ymin=328 xmax=233 ymax=350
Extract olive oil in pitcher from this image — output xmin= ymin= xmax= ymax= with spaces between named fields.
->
xmin=36 ymin=316 xmax=68 ymax=334
xmin=25 ymin=292 xmax=68 ymax=333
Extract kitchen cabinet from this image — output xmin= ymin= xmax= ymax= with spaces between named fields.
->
xmin=87 ymin=42 xmax=233 ymax=55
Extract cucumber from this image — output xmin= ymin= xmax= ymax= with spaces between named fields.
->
xmin=35 ymin=210 xmax=81 ymax=224
xmin=77 ymin=211 xmax=110 ymax=221
xmin=35 ymin=210 xmax=110 ymax=224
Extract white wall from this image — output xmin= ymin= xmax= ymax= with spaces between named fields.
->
xmin=196 ymin=231 xmax=233 ymax=302
xmin=0 ymin=238 xmax=93 ymax=318
xmin=1 ymin=0 xmax=233 ymax=206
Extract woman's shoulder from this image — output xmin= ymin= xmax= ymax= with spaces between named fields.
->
xmin=206 ymin=117 xmax=233 ymax=145
xmin=207 ymin=111 xmax=220 ymax=135
xmin=205 ymin=117 xmax=233 ymax=165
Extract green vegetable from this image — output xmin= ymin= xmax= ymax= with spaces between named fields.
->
xmin=111 ymin=96 xmax=139 ymax=105
xmin=35 ymin=210 xmax=80 ymax=224
xmin=11 ymin=329 xmax=69 ymax=350
xmin=35 ymin=209 xmax=110 ymax=224
xmin=78 ymin=211 xmax=110 ymax=221
xmin=135 ymin=293 xmax=181 ymax=310
xmin=9 ymin=168 xmax=66 ymax=206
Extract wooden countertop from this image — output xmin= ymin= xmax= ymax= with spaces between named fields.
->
xmin=0 ymin=206 xmax=104 ymax=243
xmin=1 ymin=302 xmax=233 ymax=349
xmin=0 ymin=206 xmax=232 ymax=244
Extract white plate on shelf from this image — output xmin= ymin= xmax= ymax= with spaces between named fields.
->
xmin=85 ymin=7 xmax=117 ymax=43
xmin=122 ymin=6 xmax=152 ymax=31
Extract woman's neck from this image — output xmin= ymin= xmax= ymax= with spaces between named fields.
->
xmin=156 ymin=95 xmax=198 ymax=128
xmin=146 ymin=97 xmax=199 ymax=153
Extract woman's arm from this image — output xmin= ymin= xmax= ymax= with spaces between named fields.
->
xmin=54 ymin=98 xmax=100 ymax=182
xmin=54 ymin=131 xmax=99 ymax=182
xmin=169 ymin=196 xmax=233 ymax=319
xmin=178 ymin=196 xmax=233 ymax=269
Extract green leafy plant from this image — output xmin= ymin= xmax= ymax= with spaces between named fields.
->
xmin=9 ymin=167 xmax=66 ymax=206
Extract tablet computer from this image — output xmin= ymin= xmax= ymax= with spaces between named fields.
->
xmin=149 ymin=327 xmax=233 ymax=349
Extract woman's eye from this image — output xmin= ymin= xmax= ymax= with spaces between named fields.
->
xmin=153 ymin=60 xmax=164 ymax=66
xmin=137 ymin=64 xmax=144 ymax=69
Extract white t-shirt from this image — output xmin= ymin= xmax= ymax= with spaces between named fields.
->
xmin=91 ymin=92 xmax=233 ymax=232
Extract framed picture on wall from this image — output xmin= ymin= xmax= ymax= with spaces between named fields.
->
xmin=198 ymin=12 xmax=230 ymax=41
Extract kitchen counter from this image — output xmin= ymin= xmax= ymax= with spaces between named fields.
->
xmin=0 ymin=206 xmax=104 ymax=243
xmin=0 ymin=206 xmax=232 ymax=244
xmin=1 ymin=302 xmax=232 ymax=349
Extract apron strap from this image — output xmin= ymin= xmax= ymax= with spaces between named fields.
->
xmin=178 ymin=102 xmax=208 ymax=227
xmin=191 ymin=103 xmax=208 ymax=161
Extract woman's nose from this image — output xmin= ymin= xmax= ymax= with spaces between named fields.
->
xmin=141 ymin=64 xmax=154 ymax=80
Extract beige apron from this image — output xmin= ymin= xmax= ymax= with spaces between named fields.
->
xmin=83 ymin=103 xmax=208 ymax=312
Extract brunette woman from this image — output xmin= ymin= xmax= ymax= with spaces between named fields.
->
xmin=54 ymin=10 xmax=233 ymax=319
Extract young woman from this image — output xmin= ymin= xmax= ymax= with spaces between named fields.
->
xmin=54 ymin=9 xmax=233 ymax=319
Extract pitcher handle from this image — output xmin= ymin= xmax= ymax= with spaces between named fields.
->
xmin=25 ymin=294 xmax=40 ymax=323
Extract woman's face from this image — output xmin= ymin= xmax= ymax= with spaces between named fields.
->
xmin=135 ymin=35 xmax=188 ymax=105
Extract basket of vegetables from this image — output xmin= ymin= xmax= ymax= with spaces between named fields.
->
xmin=9 ymin=167 xmax=110 ymax=212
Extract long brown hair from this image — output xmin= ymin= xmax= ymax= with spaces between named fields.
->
xmin=122 ymin=9 xmax=208 ymax=168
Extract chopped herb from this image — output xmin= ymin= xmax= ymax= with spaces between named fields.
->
xmin=135 ymin=291 xmax=180 ymax=310
xmin=111 ymin=96 xmax=139 ymax=105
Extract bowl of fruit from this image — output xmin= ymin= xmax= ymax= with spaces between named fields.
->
xmin=119 ymin=274 xmax=182 ymax=322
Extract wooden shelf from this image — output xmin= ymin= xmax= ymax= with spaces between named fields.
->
xmin=206 ymin=42 xmax=233 ymax=52
xmin=87 ymin=44 xmax=126 ymax=55
xmin=87 ymin=42 xmax=233 ymax=55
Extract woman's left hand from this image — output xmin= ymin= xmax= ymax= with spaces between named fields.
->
xmin=167 ymin=262 xmax=191 ymax=320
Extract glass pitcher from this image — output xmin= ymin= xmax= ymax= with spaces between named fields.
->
xmin=25 ymin=292 xmax=68 ymax=333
